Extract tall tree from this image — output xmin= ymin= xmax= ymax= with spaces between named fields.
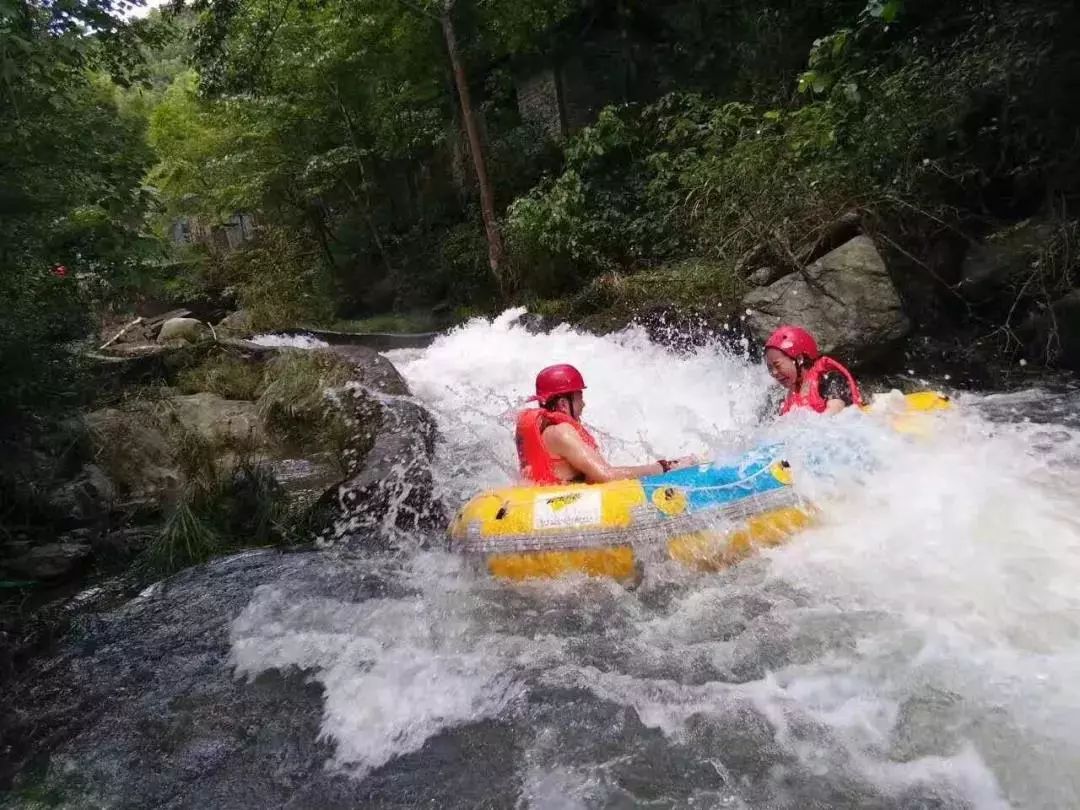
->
xmin=0 ymin=0 xmax=157 ymax=419
xmin=183 ymin=0 xmax=579 ymax=302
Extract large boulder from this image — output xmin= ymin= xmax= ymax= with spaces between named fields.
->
xmin=157 ymin=317 xmax=210 ymax=345
xmin=47 ymin=463 xmax=116 ymax=526
xmin=216 ymin=309 xmax=253 ymax=337
xmin=1022 ymin=289 xmax=1080 ymax=370
xmin=959 ymin=218 xmax=1057 ymax=304
xmin=166 ymin=392 xmax=268 ymax=449
xmin=83 ymin=407 xmax=181 ymax=502
xmin=311 ymin=345 xmax=444 ymax=546
xmin=2 ymin=537 xmax=92 ymax=580
xmin=743 ymin=236 xmax=911 ymax=365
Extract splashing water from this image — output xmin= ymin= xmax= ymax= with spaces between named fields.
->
xmin=232 ymin=310 xmax=1080 ymax=808
xmin=249 ymin=332 xmax=330 ymax=349
xmin=388 ymin=307 xmax=769 ymax=502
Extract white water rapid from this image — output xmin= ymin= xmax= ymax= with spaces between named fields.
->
xmin=231 ymin=309 xmax=1080 ymax=809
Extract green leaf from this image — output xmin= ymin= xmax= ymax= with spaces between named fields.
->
xmin=832 ymin=30 xmax=849 ymax=58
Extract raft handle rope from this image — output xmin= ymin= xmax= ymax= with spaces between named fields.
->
xmin=470 ymin=456 xmax=792 ymax=512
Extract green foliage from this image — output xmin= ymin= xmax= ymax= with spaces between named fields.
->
xmin=148 ymin=495 xmax=224 ymax=572
xmin=256 ymin=350 xmax=354 ymax=452
xmin=0 ymin=0 xmax=160 ymax=423
xmin=507 ymin=0 xmax=1080 ymax=329
xmin=176 ymin=354 xmax=265 ymax=401
xmin=535 ymin=259 xmax=746 ymax=330
xmin=331 ymin=313 xmax=438 ymax=333
xmin=149 ymin=0 xmax=588 ymax=318
xmin=507 ymin=93 xmax=860 ymax=288
xmin=144 ymin=454 xmax=289 ymax=575
xmin=211 ymin=227 xmax=337 ymax=331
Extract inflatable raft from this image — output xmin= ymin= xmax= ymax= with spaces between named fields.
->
xmin=448 ymin=391 xmax=950 ymax=581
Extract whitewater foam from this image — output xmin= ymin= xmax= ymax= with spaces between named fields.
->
xmin=231 ymin=309 xmax=1080 ymax=808
xmin=249 ymin=332 xmax=330 ymax=349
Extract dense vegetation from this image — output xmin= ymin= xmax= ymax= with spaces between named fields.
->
xmin=4 ymin=0 xmax=1080 ymax=425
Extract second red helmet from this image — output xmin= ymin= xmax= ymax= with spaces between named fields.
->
xmin=534 ymin=363 xmax=586 ymax=402
xmin=764 ymin=325 xmax=820 ymax=361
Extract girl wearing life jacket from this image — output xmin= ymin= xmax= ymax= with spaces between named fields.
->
xmin=763 ymin=325 xmax=864 ymax=416
xmin=515 ymin=364 xmax=698 ymax=485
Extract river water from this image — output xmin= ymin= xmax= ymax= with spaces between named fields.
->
xmin=231 ymin=310 xmax=1080 ymax=809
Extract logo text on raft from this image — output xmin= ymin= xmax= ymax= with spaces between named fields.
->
xmin=546 ymin=494 xmax=581 ymax=512
xmin=533 ymin=490 xmax=604 ymax=530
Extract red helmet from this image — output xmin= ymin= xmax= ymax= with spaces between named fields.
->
xmin=764 ymin=325 xmax=819 ymax=361
xmin=533 ymin=364 xmax=586 ymax=402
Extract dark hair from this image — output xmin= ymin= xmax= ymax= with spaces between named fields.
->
xmin=542 ymin=393 xmax=576 ymax=412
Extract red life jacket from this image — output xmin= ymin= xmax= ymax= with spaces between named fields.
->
xmin=780 ymin=356 xmax=864 ymax=415
xmin=515 ymin=409 xmax=599 ymax=485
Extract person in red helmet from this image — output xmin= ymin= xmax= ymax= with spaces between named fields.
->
xmin=763 ymin=325 xmax=864 ymax=416
xmin=515 ymin=364 xmax=698 ymax=485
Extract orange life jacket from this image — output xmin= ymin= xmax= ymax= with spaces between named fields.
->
xmin=780 ymin=356 xmax=864 ymax=414
xmin=515 ymin=408 xmax=599 ymax=485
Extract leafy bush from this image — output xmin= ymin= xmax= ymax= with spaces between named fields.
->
xmin=506 ymin=94 xmax=862 ymax=289
xmin=0 ymin=56 xmax=156 ymax=425
xmin=536 ymin=258 xmax=747 ymax=330
xmin=508 ymin=0 xmax=1080 ymax=322
xmin=0 ymin=272 xmax=91 ymax=426
xmin=211 ymin=227 xmax=337 ymax=331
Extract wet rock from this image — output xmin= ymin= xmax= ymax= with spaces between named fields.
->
xmin=93 ymin=526 xmax=156 ymax=560
xmin=0 ymin=552 xmax=494 ymax=809
xmin=215 ymin=309 xmax=253 ymax=336
xmin=0 ymin=553 xmax=333 ymax=805
xmin=83 ymin=408 xmax=180 ymax=501
xmin=1023 ymin=289 xmax=1080 ymax=370
xmin=511 ymin=311 xmax=555 ymax=334
xmin=314 ymin=346 xmax=445 ymax=545
xmin=47 ymin=463 xmax=116 ymax=526
xmin=2 ymin=537 xmax=92 ymax=580
xmin=325 ymin=344 xmax=411 ymax=397
xmin=959 ymin=217 xmax=1057 ymax=304
xmin=157 ymin=317 xmax=210 ymax=344
xmin=743 ymin=236 xmax=911 ymax=366
xmin=166 ymin=392 xmax=267 ymax=449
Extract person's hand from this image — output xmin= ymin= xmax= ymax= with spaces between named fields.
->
xmin=667 ymin=455 xmax=702 ymax=471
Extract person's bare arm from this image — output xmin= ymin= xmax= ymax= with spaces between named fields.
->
xmin=544 ymin=425 xmax=698 ymax=484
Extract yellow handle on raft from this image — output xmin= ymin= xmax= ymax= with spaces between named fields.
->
xmin=862 ymin=389 xmax=951 ymax=436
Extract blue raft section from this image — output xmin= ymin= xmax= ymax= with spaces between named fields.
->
xmin=639 ymin=447 xmax=789 ymax=516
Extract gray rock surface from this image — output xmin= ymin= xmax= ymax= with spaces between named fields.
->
xmin=2 ymin=538 xmax=92 ymax=580
xmin=960 ymin=217 xmax=1057 ymax=303
xmin=744 ymin=235 xmax=911 ymax=365
xmin=157 ymin=317 xmax=210 ymax=344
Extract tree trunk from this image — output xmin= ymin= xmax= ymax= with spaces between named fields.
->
xmin=440 ymin=9 xmax=509 ymax=300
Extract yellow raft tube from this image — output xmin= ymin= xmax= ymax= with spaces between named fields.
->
xmin=448 ymin=391 xmax=951 ymax=581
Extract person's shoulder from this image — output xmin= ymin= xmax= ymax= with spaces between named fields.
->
xmin=544 ymin=421 xmax=578 ymax=440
